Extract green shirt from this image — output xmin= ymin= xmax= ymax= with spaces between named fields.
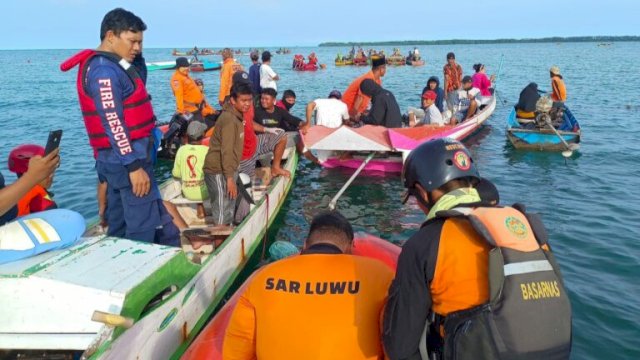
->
xmin=172 ymin=144 xmax=209 ymax=201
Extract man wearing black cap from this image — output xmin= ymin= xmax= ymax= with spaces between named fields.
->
xmin=170 ymin=57 xmax=206 ymax=119
xmin=343 ymin=56 xmax=387 ymax=118
xmin=451 ymin=75 xmax=480 ymax=124
xmin=443 ymin=52 xmax=463 ymax=112
xmin=305 ymin=90 xmax=350 ymax=128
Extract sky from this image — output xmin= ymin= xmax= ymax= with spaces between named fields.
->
xmin=1 ymin=0 xmax=638 ymax=49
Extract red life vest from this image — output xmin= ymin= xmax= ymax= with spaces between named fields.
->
xmin=60 ymin=49 xmax=156 ymax=151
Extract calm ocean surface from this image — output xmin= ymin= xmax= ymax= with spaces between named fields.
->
xmin=1 ymin=42 xmax=639 ymax=358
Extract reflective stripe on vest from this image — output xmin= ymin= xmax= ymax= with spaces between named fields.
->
xmin=60 ymin=49 xmax=156 ymax=151
xmin=503 ymin=260 xmax=553 ymax=276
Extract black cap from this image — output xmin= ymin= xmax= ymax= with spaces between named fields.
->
xmin=371 ymin=56 xmax=386 ymax=68
xmin=447 ymin=52 xmax=455 ymax=60
xmin=176 ymin=57 xmax=190 ymax=68
xmin=462 ymin=75 xmax=473 ymax=83
xmin=328 ymin=90 xmax=342 ymax=99
xmin=232 ymin=71 xmax=251 ymax=86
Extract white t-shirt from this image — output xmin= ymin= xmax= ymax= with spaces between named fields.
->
xmin=259 ymin=63 xmax=278 ymax=90
xmin=424 ymin=104 xmax=444 ymax=125
xmin=313 ymin=98 xmax=349 ymax=128
xmin=455 ymin=87 xmax=481 ymax=111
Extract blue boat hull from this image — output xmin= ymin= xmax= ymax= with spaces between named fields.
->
xmin=506 ymin=107 xmax=581 ymax=151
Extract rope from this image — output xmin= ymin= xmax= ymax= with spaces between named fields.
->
xmin=260 ymin=192 xmax=270 ymax=261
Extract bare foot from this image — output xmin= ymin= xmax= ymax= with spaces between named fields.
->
xmin=190 ymin=239 xmax=213 ymax=251
xmin=271 ymin=166 xmax=291 ymax=178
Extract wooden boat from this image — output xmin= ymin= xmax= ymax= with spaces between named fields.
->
xmin=506 ymin=106 xmax=581 ymax=151
xmin=386 ymin=54 xmax=405 ymax=66
xmin=0 ymin=149 xmax=298 ymax=359
xmin=181 ymin=232 xmax=400 ymax=359
xmin=302 ymin=96 xmax=496 ymax=173
xmin=406 ymin=58 xmax=425 ymax=67
xmin=146 ymin=60 xmax=221 ymax=72
xmin=335 ymin=58 xmax=354 ymax=66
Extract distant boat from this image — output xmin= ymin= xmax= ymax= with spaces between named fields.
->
xmin=146 ymin=59 xmax=221 ymax=72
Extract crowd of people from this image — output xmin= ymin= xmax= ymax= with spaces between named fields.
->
xmin=0 ymin=7 xmax=574 ymax=360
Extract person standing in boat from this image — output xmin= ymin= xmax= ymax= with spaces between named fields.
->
xmin=218 ymin=48 xmax=235 ymax=106
xmin=383 ymin=139 xmax=572 ymax=360
xmin=60 ymin=8 xmax=180 ymax=246
xmin=443 ymin=52 xmax=463 ymax=112
xmin=343 ymin=56 xmax=387 ymax=119
xmin=358 ymin=79 xmax=403 ymax=128
xmin=259 ymin=51 xmax=279 ymax=91
xmin=172 ymin=121 xmax=209 ymax=220
xmin=248 ymin=51 xmax=262 ymax=97
xmin=550 ymin=65 xmax=567 ymax=104
xmin=223 ymin=211 xmax=394 ymax=360
xmin=203 ymin=83 xmax=252 ymax=227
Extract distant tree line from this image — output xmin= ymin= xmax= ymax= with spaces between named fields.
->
xmin=318 ymin=36 xmax=639 ymax=47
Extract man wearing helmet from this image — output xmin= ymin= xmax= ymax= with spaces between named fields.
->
xmin=1 ymin=147 xmax=60 ymax=225
xmin=6 ymin=145 xmax=58 ymax=217
xmin=383 ymin=138 xmax=572 ymax=360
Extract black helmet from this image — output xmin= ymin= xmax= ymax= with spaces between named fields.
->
xmin=403 ymin=138 xmax=480 ymax=193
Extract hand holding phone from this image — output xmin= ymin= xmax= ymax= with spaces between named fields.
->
xmin=45 ymin=130 xmax=63 ymax=156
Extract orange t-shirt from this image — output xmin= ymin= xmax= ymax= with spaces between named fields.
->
xmin=551 ymin=77 xmax=567 ymax=102
xmin=223 ymin=254 xmax=394 ymax=360
xmin=342 ymin=71 xmax=382 ymax=115
xmin=430 ymin=218 xmax=490 ymax=316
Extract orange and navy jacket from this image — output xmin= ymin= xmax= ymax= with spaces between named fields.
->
xmin=17 ymin=184 xmax=57 ymax=217
xmin=170 ymin=70 xmax=204 ymax=114
xmin=383 ymin=216 xmax=490 ymax=360
xmin=223 ymin=243 xmax=394 ymax=360
xmin=551 ymin=76 xmax=567 ymax=102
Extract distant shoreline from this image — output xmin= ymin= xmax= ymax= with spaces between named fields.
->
xmin=318 ymin=36 xmax=639 ymax=47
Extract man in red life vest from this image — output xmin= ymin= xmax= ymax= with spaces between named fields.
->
xmin=60 ymin=8 xmax=179 ymax=245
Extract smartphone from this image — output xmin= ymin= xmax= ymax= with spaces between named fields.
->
xmin=44 ymin=130 xmax=63 ymax=156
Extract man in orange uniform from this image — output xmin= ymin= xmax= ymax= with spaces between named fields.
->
xmin=343 ymin=56 xmax=387 ymax=119
xmin=223 ymin=211 xmax=394 ymax=360
xmin=218 ymin=48 xmax=235 ymax=105
xmin=170 ymin=57 xmax=204 ymax=118
xmin=383 ymin=139 xmax=572 ymax=359
xmin=550 ymin=65 xmax=567 ymax=103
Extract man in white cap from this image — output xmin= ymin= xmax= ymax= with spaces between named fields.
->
xmin=550 ymin=65 xmax=566 ymax=103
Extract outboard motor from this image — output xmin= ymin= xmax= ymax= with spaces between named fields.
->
xmin=534 ymin=96 xmax=553 ymax=128
xmin=161 ymin=113 xmax=192 ymax=158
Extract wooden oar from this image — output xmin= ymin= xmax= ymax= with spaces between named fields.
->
xmin=329 ymin=153 xmax=376 ymax=210
xmin=545 ymin=119 xmax=579 ymax=158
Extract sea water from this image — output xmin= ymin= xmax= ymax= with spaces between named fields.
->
xmin=0 ymin=42 xmax=639 ymax=359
